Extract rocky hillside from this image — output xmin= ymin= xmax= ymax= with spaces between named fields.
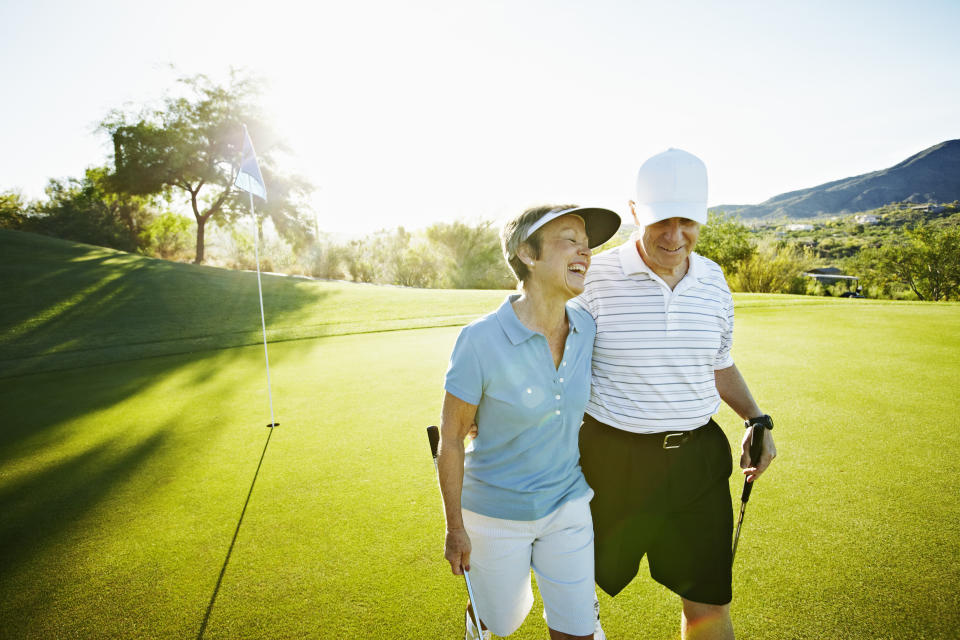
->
xmin=715 ymin=139 xmax=960 ymax=219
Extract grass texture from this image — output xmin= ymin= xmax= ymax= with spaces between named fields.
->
xmin=0 ymin=229 xmax=505 ymax=377
xmin=1 ymin=230 xmax=958 ymax=638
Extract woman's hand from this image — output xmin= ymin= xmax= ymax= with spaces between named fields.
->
xmin=444 ymin=527 xmax=472 ymax=575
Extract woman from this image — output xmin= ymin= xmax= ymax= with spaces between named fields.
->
xmin=437 ymin=204 xmax=620 ymax=640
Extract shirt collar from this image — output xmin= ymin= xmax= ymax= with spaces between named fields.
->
xmin=496 ymin=293 xmax=583 ymax=346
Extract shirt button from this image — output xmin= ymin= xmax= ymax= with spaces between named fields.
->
xmin=555 ymin=410 xmax=561 ymax=415
xmin=555 ymin=394 xmax=561 ymax=400
xmin=562 ymin=361 xmax=567 ymax=367
xmin=559 ymin=378 xmax=564 ymax=383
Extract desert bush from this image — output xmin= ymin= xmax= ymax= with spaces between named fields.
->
xmin=393 ymin=239 xmax=443 ymax=288
xmin=729 ymin=242 xmax=812 ymax=294
xmin=140 ymin=211 xmax=193 ymax=260
xmin=213 ymin=224 xmax=296 ymax=273
xmin=304 ymin=241 xmax=348 ymax=280
xmin=426 ymin=220 xmax=514 ymax=289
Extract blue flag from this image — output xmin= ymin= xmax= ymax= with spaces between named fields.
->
xmin=235 ymin=125 xmax=267 ymax=201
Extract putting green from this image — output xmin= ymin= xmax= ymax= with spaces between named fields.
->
xmin=2 ymin=231 xmax=959 ymax=638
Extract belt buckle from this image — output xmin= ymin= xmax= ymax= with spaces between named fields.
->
xmin=662 ymin=432 xmax=686 ymax=450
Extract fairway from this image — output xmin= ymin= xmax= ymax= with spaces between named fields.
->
xmin=2 ymin=232 xmax=959 ymax=639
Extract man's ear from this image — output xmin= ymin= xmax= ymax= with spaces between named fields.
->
xmin=628 ymin=200 xmax=641 ymax=227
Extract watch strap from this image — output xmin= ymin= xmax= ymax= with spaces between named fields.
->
xmin=744 ymin=414 xmax=774 ymax=431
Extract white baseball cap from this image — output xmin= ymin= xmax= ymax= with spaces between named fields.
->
xmin=633 ymin=148 xmax=708 ymax=226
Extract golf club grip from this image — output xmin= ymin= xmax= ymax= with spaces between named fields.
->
xmin=427 ymin=425 xmax=440 ymax=459
xmin=740 ymin=425 xmax=766 ymax=502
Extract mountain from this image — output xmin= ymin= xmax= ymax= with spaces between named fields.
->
xmin=715 ymin=139 xmax=960 ymax=219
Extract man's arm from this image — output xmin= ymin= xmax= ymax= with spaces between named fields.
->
xmin=715 ymin=364 xmax=777 ymax=482
xmin=437 ymin=391 xmax=478 ymax=575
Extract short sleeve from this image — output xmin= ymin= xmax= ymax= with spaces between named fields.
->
xmin=714 ymin=294 xmax=735 ymax=370
xmin=444 ymin=325 xmax=483 ymax=405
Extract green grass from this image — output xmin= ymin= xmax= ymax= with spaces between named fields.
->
xmin=0 ymin=229 xmax=506 ymax=377
xmin=1 ymin=230 xmax=959 ymax=638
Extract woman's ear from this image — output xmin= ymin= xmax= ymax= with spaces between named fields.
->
xmin=517 ymin=244 xmax=535 ymax=267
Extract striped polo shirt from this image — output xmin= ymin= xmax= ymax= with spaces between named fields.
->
xmin=573 ymin=236 xmax=734 ymax=434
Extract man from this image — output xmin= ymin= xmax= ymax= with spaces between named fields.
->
xmin=574 ymin=149 xmax=777 ymax=639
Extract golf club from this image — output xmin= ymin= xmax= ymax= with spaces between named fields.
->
xmin=731 ymin=421 xmax=766 ymax=563
xmin=426 ymin=425 xmax=484 ymax=637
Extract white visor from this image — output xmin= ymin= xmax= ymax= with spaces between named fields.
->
xmin=522 ymin=206 xmax=621 ymax=249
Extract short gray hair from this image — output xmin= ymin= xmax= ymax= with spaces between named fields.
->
xmin=501 ymin=204 xmax=578 ymax=285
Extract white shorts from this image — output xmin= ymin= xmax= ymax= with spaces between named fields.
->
xmin=461 ymin=490 xmax=595 ymax=637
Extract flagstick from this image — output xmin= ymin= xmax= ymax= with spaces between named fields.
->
xmin=250 ymin=191 xmax=277 ymax=429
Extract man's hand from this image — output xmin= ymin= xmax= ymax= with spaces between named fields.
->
xmin=740 ymin=426 xmax=777 ymax=483
xmin=444 ymin=527 xmax=472 ymax=575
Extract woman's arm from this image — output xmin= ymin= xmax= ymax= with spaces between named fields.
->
xmin=437 ymin=391 xmax=478 ymax=575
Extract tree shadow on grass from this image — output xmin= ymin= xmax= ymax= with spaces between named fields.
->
xmin=0 ymin=341 xmax=271 ymax=555
xmin=0 ymin=229 xmax=331 ymax=378
xmin=0 ymin=349 xmax=279 ymax=637
xmin=0 ymin=232 xmax=319 ymax=636
xmin=0 ymin=431 xmax=166 ymax=588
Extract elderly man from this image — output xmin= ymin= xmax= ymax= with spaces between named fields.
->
xmin=575 ymin=149 xmax=777 ymax=639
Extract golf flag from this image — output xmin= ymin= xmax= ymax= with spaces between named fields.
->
xmin=235 ymin=125 xmax=267 ymax=201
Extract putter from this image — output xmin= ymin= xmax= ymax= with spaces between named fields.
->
xmin=731 ymin=422 xmax=766 ymax=564
xmin=427 ymin=425 xmax=484 ymax=636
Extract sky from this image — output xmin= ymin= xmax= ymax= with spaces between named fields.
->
xmin=2 ymin=0 xmax=958 ymax=236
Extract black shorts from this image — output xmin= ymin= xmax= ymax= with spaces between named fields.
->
xmin=579 ymin=413 xmax=734 ymax=605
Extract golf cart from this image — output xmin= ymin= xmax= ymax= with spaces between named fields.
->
xmin=802 ymin=268 xmax=865 ymax=297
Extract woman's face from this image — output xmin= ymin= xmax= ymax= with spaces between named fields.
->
xmin=527 ymin=214 xmax=591 ymax=298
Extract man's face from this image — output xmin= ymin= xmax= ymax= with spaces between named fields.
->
xmin=635 ymin=215 xmax=700 ymax=275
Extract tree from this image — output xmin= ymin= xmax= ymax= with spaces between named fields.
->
xmin=0 ymin=190 xmax=27 ymax=230
xmin=28 ymin=167 xmax=155 ymax=252
xmin=426 ymin=220 xmax=513 ymax=289
xmin=696 ymin=210 xmax=756 ymax=274
xmin=870 ymin=224 xmax=960 ymax=301
xmin=392 ymin=235 xmax=442 ymax=288
xmin=101 ymin=71 xmax=313 ymax=263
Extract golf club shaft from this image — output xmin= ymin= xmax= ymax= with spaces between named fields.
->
xmin=731 ymin=503 xmax=749 ymax=563
xmin=732 ymin=424 xmax=766 ymax=563
xmin=427 ymin=425 xmax=484 ymax=635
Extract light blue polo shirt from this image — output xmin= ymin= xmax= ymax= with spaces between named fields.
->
xmin=444 ymin=294 xmax=594 ymax=521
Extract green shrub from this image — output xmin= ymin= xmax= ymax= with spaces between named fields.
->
xmin=139 ymin=211 xmax=193 ymax=260
xmin=697 ymin=210 xmax=756 ymax=274
xmin=0 ymin=191 xmax=27 ymax=230
xmin=304 ymin=242 xmax=348 ymax=280
xmin=729 ymin=242 xmax=811 ymax=294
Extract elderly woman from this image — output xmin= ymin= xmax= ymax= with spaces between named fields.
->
xmin=437 ymin=204 xmax=620 ymax=640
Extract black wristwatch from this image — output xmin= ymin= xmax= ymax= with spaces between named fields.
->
xmin=744 ymin=414 xmax=774 ymax=431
